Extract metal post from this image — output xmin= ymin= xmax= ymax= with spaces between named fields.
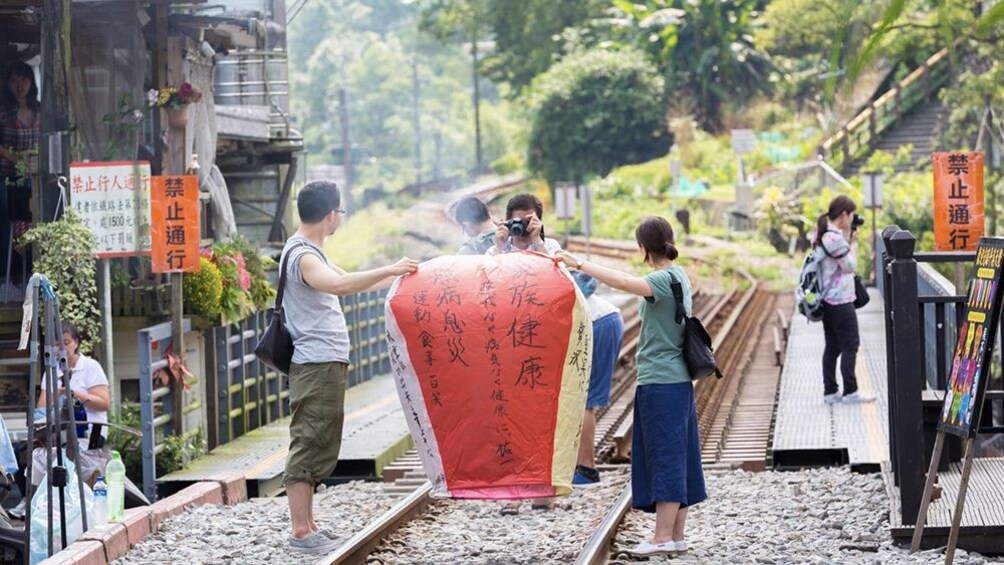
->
xmin=472 ymin=37 xmax=483 ymax=174
xmin=138 ymin=329 xmax=156 ymax=501
xmin=411 ymin=58 xmax=422 ymax=186
xmin=887 ymin=229 xmax=926 ymax=525
xmin=99 ymin=258 xmax=116 ymax=414
xmin=881 ymin=226 xmax=900 ymax=479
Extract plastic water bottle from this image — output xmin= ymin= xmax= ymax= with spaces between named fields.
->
xmin=106 ymin=451 xmax=126 ymax=522
xmin=92 ymin=477 xmax=108 ymax=527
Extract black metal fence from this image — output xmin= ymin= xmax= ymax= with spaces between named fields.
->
xmin=880 ymin=226 xmax=1004 ymax=526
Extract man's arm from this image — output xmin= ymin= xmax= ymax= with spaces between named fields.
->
xmin=299 ymin=254 xmax=417 ymax=296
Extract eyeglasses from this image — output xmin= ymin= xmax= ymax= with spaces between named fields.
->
xmin=337 ymin=209 xmax=347 ymax=215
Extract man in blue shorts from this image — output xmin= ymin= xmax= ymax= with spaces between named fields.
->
xmin=571 ymin=272 xmax=624 ymax=487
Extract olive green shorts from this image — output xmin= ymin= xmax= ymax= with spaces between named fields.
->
xmin=283 ymin=361 xmax=348 ymax=486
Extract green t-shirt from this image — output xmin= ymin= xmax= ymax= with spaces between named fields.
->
xmin=636 ymin=266 xmax=693 ymax=385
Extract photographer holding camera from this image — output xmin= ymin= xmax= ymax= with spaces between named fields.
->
xmin=814 ymin=195 xmax=874 ymax=405
xmin=486 ymin=193 xmax=562 ymax=257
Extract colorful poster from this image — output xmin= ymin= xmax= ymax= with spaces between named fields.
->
xmin=939 ymin=238 xmax=1004 ymax=437
xmin=70 ymin=161 xmax=152 ymax=258
xmin=933 ymin=152 xmax=985 ymax=252
xmin=385 ymin=253 xmax=590 ymax=499
xmin=150 ymin=175 xmax=200 ymax=273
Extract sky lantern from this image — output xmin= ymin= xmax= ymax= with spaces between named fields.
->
xmin=385 ymin=252 xmax=591 ymax=499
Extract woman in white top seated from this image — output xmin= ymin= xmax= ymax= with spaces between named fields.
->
xmin=9 ymin=323 xmax=111 ymax=518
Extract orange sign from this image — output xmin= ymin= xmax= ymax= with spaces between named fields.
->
xmin=934 ymin=152 xmax=984 ymax=252
xmin=151 ymin=175 xmax=200 ymax=273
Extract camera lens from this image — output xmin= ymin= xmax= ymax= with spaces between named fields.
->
xmin=510 ymin=221 xmax=526 ymax=237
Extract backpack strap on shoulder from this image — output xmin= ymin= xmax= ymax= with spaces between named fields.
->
xmin=818 ymin=230 xmax=850 ymax=259
xmin=665 ymin=270 xmax=687 ymax=325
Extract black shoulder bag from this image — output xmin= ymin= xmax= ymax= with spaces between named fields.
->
xmin=253 ymin=243 xmax=303 ymax=375
xmin=669 ymin=275 xmax=723 ymax=381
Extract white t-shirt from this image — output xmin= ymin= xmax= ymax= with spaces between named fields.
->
xmin=41 ymin=354 xmax=109 ymax=429
xmin=586 ymin=295 xmax=620 ymax=321
xmin=485 ymin=237 xmax=563 ymax=257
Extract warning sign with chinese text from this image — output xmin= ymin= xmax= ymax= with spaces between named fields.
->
xmin=934 ymin=152 xmax=984 ymax=252
xmin=70 ymin=161 xmax=152 ymax=258
xmin=151 ymin=175 xmax=200 ymax=273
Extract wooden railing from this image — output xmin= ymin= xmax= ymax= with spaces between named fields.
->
xmin=819 ymin=49 xmax=951 ymax=171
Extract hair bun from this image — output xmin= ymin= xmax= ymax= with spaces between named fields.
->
xmin=665 ymin=242 xmax=679 ymax=261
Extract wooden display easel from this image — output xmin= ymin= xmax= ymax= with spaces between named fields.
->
xmin=911 ymin=238 xmax=1004 ymax=563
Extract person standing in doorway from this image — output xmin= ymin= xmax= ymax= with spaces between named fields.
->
xmin=281 ymin=181 xmax=417 ymax=554
xmin=814 ymin=195 xmax=874 ymax=405
xmin=0 ymin=61 xmax=40 ymax=300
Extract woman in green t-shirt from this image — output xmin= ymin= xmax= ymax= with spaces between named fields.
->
xmin=557 ymin=216 xmax=706 ymax=557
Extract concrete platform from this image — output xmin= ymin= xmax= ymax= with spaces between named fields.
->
xmin=159 ymin=373 xmax=412 ymax=497
xmin=772 ymin=289 xmax=889 ymax=471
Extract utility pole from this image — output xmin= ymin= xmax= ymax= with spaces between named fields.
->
xmin=338 ymin=86 xmax=354 ymax=212
xmin=472 ymin=37 xmax=483 ymax=175
xmin=412 ymin=58 xmax=422 ymax=186
xmin=433 ymin=130 xmax=443 ymax=181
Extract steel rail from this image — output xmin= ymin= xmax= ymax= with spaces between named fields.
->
xmin=318 ymin=482 xmax=434 ymax=565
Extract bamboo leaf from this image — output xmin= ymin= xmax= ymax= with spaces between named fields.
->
xmin=976 ymin=0 xmax=1004 ymax=37
xmin=846 ymin=0 xmax=907 ymax=87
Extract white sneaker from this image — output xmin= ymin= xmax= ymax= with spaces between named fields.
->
xmin=842 ymin=391 xmax=876 ymax=404
xmin=8 ymin=498 xmax=25 ymax=519
xmin=675 ymin=540 xmax=689 ymax=552
xmin=627 ymin=541 xmax=679 ymax=556
xmin=823 ymin=393 xmax=841 ymax=405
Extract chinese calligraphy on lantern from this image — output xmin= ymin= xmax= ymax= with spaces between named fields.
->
xmin=151 ymin=175 xmax=200 ymax=272
xmin=70 ymin=161 xmax=152 ymax=257
xmin=934 ymin=152 xmax=984 ymax=252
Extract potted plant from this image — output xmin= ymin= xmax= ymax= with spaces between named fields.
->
xmin=147 ymin=82 xmax=203 ymax=129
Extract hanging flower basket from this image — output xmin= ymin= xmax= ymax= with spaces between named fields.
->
xmin=166 ymin=106 xmax=189 ymax=129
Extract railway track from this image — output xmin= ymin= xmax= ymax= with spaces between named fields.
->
xmin=323 ymin=236 xmax=786 ymax=565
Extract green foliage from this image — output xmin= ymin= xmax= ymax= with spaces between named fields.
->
xmin=159 ymin=428 xmax=207 ymax=476
xmin=753 ymin=186 xmax=802 ymax=251
xmin=101 ymin=94 xmax=146 ymax=161
xmin=527 ymin=48 xmax=669 ymax=186
xmin=325 ymin=203 xmax=409 ymax=270
xmin=937 ymin=43 xmax=1004 ymax=152
xmin=108 ymin=401 xmax=143 ymax=483
xmin=183 ymin=257 xmax=223 ymax=319
xmin=610 ymin=0 xmax=775 ymax=131
xmin=18 ymin=208 xmax=100 ymax=354
xmin=290 ymin=0 xmax=524 ymax=194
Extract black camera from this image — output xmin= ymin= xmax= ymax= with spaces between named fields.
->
xmin=851 ymin=213 xmax=865 ymax=232
xmin=505 ymin=218 xmax=528 ymax=238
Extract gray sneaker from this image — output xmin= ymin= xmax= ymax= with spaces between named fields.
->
xmin=289 ymin=532 xmax=341 ymax=554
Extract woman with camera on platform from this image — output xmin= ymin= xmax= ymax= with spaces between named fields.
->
xmin=557 ymin=216 xmax=706 ymax=557
xmin=814 ymin=195 xmax=874 ymax=405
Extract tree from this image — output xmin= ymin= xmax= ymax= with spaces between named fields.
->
xmin=610 ymin=0 xmax=775 ymax=132
xmin=421 ymin=0 xmax=608 ymax=94
xmin=527 ymin=48 xmax=669 ymax=188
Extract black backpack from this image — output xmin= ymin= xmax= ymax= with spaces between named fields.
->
xmin=668 ymin=274 xmax=723 ymax=381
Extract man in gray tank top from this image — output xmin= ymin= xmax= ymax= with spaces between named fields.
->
xmin=282 ymin=181 xmax=417 ymax=554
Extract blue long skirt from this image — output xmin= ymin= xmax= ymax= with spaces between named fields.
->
xmin=631 ymin=382 xmax=707 ymax=512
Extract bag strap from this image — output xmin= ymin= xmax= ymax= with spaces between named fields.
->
xmin=275 ymin=241 xmax=311 ymax=309
xmin=817 ymin=229 xmax=850 ymax=260
xmin=670 ymin=281 xmax=686 ymax=325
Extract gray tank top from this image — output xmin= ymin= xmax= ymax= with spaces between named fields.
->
xmin=280 ymin=236 xmax=350 ymax=364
